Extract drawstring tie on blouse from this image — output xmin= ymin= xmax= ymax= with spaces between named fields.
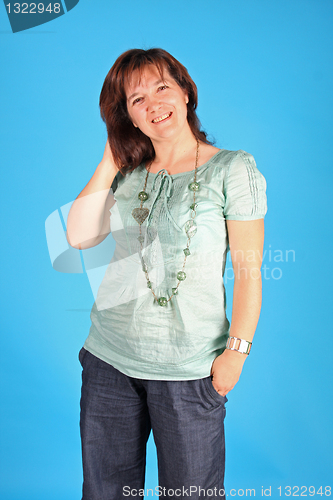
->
xmin=149 ymin=169 xmax=182 ymax=232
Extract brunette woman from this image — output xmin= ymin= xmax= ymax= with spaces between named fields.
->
xmin=67 ymin=48 xmax=267 ymax=500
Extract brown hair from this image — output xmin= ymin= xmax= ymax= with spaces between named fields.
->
xmin=99 ymin=48 xmax=213 ymax=174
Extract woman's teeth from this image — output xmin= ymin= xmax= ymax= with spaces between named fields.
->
xmin=152 ymin=112 xmax=172 ymax=123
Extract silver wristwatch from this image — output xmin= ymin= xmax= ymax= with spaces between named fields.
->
xmin=226 ymin=336 xmax=252 ymax=355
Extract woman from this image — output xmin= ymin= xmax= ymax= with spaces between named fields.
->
xmin=67 ymin=48 xmax=267 ymax=500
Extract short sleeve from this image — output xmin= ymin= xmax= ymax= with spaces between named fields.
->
xmin=223 ymin=150 xmax=267 ymax=220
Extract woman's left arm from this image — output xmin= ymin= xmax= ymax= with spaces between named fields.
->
xmin=211 ymin=218 xmax=265 ymax=396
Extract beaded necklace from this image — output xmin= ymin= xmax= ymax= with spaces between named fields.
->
xmin=131 ymin=139 xmax=200 ymax=306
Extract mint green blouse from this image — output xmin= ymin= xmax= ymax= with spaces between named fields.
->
xmin=83 ymin=149 xmax=267 ymax=380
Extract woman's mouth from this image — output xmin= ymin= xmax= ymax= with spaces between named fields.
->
xmin=152 ymin=112 xmax=172 ymax=124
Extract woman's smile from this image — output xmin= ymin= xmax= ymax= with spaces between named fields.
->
xmin=151 ymin=111 xmax=173 ymax=124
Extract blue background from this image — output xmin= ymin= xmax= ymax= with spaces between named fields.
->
xmin=1 ymin=0 xmax=332 ymax=499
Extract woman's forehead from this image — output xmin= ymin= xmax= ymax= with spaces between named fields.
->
xmin=125 ymin=64 xmax=170 ymax=95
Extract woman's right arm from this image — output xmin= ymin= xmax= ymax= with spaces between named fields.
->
xmin=66 ymin=140 xmax=119 ymax=250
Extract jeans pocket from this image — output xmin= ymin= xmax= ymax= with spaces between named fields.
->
xmin=203 ymin=376 xmax=228 ymax=406
xmin=78 ymin=347 xmax=87 ymax=367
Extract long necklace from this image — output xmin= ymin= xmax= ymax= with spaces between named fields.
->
xmin=131 ymin=139 xmax=200 ymax=306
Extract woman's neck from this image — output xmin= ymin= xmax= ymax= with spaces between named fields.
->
xmin=150 ymin=129 xmax=198 ymax=174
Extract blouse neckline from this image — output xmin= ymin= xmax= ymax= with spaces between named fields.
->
xmin=144 ymin=149 xmax=225 ymax=178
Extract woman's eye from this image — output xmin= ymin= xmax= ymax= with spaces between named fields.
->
xmin=133 ymin=97 xmax=143 ymax=105
xmin=158 ymin=85 xmax=168 ymax=91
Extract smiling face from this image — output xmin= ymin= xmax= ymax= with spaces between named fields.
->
xmin=125 ymin=64 xmax=190 ymax=144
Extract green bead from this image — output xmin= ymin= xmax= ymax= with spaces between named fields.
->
xmin=177 ymin=271 xmax=186 ymax=281
xmin=158 ymin=297 xmax=168 ymax=307
xmin=138 ymin=191 xmax=148 ymax=201
xmin=183 ymin=248 xmax=191 ymax=256
xmin=137 ymin=235 xmax=144 ymax=243
xmin=189 ymin=182 xmax=200 ymax=192
xmin=172 ymin=287 xmax=179 ymax=295
xmin=190 ymin=203 xmax=198 ymax=210
xmin=147 ymin=281 xmax=152 ymax=289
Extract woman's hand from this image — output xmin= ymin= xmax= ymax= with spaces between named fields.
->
xmin=210 ymin=349 xmax=247 ymax=396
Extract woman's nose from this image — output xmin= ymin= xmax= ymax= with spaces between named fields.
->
xmin=147 ymin=95 xmax=161 ymax=112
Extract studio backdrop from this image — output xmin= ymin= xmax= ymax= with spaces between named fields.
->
xmin=0 ymin=1 xmax=332 ymax=499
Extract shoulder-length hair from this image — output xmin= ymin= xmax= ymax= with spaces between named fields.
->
xmin=99 ymin=48 xmax=212 ymax=174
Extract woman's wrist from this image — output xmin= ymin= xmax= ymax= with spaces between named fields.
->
xmin=221 ymin=348 xmax=247 ymax=364
xmin=100 ymin=156 xmax=118 ymax=173
xmin=95 ymin=158 xmax=118 ymax=189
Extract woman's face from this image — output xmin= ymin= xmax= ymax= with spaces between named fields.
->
xmin=125 ymin=64 xmax=189 ymax=143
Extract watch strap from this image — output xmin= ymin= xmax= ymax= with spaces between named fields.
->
xmin=226 ymin=336 xmax=252 ymax=355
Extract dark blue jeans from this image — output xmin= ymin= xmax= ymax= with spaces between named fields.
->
xmin=79 ymin=347 xmax=227 ymax=500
